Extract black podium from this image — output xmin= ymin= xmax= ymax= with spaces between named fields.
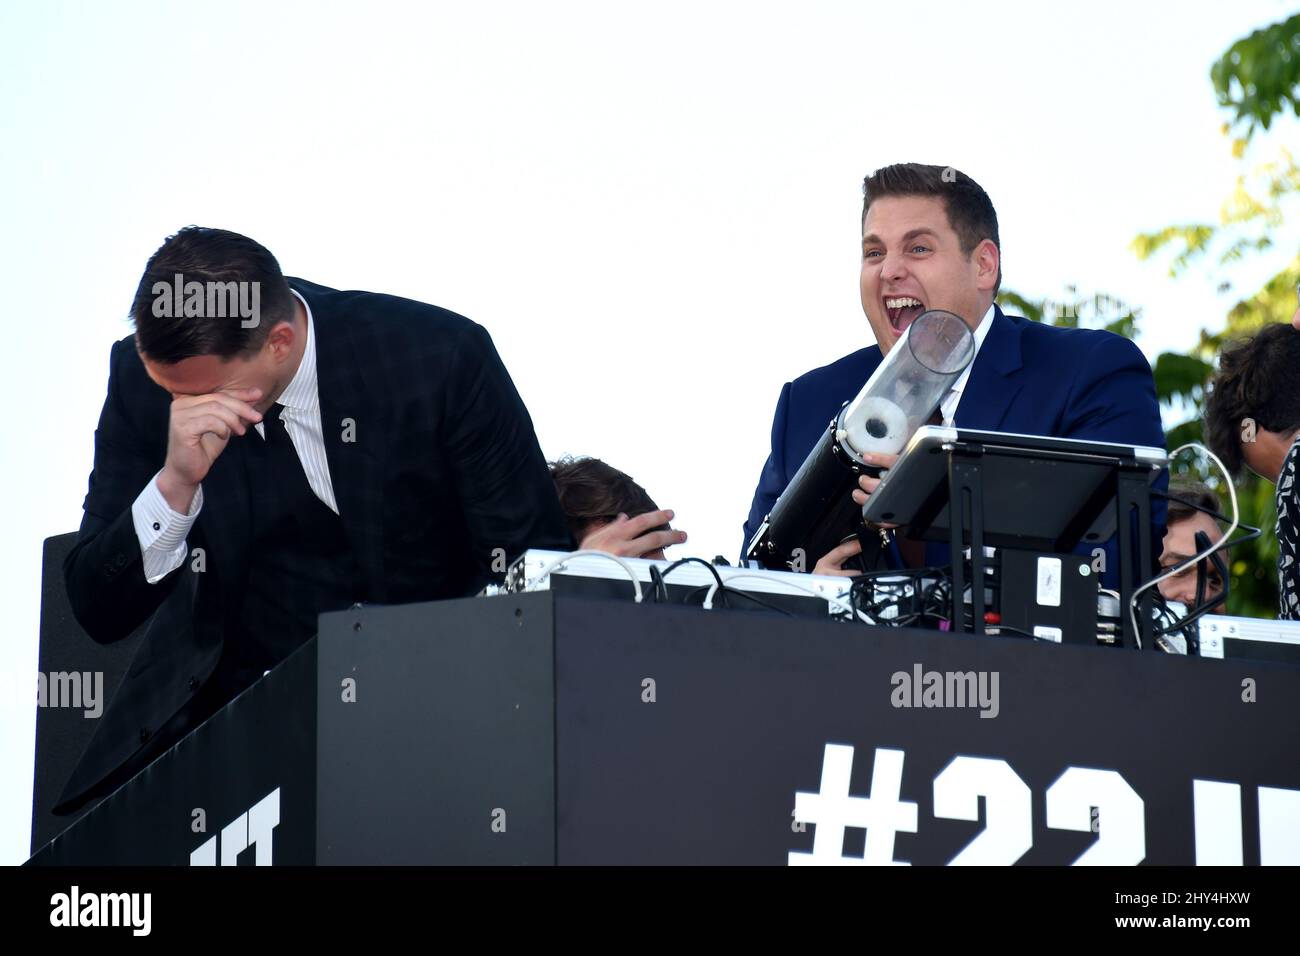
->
xmin=26 ymin=591 xmax=1300 ymax=866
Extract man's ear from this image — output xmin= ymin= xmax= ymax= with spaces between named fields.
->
xmin=973 ymin=238 xmax=999 ymax=293
xmin=265 ymin=320 xmax=296 ymax=360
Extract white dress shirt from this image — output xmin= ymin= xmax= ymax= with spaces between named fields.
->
xmin=131 ymin=290 xmax=337 ymax=583
xmin=938 ymin=303 xmax=996 ymax=426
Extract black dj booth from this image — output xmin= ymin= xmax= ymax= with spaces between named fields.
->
xmin=26 ymin=570 xmax=1300 ymax=866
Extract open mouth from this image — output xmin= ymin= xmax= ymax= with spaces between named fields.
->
xmin=884 ymin=296 xmax=926 ymax=333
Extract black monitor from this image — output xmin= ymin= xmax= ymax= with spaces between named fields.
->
xmin=863 ymin=426 xmax=1167 ymax=647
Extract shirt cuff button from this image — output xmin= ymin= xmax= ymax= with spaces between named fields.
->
xmin=152 ymin=522 xmax=161 ymax=531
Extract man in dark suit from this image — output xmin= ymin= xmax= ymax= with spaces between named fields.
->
xmin=56 ymin=226 xmax=573 ymax=813
xmin=742 ymin=163 xmax=1167 ymax=578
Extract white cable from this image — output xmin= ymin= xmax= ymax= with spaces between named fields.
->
xmin=1128 ymin=443 xmax=1239 ymax=649
xmin=523 ymin=550 xmax=644 ymax=603
xmin=700 ymin=573 xmax=857 ymax=617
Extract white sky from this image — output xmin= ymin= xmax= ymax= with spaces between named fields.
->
xmin=1 ymin=0 xmax=1296 ymax=864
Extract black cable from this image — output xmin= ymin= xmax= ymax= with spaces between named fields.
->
xmin=1150 ymin=599 xmax=1196 ymax=649
xmin=647 ymin=565 xmax=668 ymax=604
xmin=1149 ymin=529 xmax=1233 ymax=643
xmin=1131 ymin=490 xmax=1253 ymax=649
xmin=982 ymin=624 xmax=1039 ymax=640
xmin=659 ymin=558 xmax=795 ymax=616
xmin=680 ymin=582 xmax=794 ymax=616
xmin=657 ymin=557 xmax=726 ymax=591
xmin=847 ymin=568 xmax=953 ymax=628
xmin=1151 ymin=490 xmax=1263 ymax=548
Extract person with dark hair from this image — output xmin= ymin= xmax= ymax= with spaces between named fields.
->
xmin=1204 ymin=322 xmax=1300 ymax=618
xmin=1158 ymin=479 xmax=1227 ymax=613
xmin=57 ymin=226 xmax=574 ymax=813
xmin=549 ymin=456 xmax=685 ymax=559
xmin=742 ymin=162 xmax=1167 ymax=581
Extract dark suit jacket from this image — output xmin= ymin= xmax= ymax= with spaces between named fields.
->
xmin=57 ymin=278 xmax=573 ymax=811
xmin=742 ymin=306 xmax=1168 ymax=573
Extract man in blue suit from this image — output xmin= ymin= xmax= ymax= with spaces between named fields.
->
xmin=741 ymin=163 xmax=1167 ymax=580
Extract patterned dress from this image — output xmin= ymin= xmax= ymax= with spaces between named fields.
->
xmin=1278 ymin=435 xmax=1300 ymax=620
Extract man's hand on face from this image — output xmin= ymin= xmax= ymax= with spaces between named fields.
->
xmin=157 ymin=388 xmax=263 ymax=512
xmin=579 ymin=509 xmax=686 ymax=559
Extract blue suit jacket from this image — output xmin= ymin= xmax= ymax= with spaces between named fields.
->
xmin=741 ymin=306 xmax=1168 ymax=580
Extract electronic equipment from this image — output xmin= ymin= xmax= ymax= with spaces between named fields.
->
xmin=746 ymin=310 xmax=975 ymax=571
xmin=862 ymin=427 xmax=1167 ymax=544
xmin=486 ymin=550 xmax=1278 ymax=664
xmin=489 ymin=549 xmax=857 ymax=619
xmin=861 ymin=425 xmax=1166 ymax=647
xmin=1197 ymin=614 xmax=1300 ymax=665
xmin=997 ymin=550 xmax=1099 ymax=645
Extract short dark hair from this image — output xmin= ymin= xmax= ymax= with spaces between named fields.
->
xmin=862 ymin=163 xmax=1002 ymax=294
xmin=549 ymin=456 xmax=666 ymax=544
xmin=1166 ymin=479 xmax=1221 ymax=526
xmin=131 ymin=226 xmax=296 ymax=363
xmin=1204 ymin=322 xmax=1300 ymax=477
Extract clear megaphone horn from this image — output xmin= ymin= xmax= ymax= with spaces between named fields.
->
xmin=746 ymin=309 xmax=977 ymax=570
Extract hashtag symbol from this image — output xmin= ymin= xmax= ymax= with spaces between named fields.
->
xmin=789 ymin=744 xmax=918 ymax=865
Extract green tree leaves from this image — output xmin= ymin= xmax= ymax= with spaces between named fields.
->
xmin=1211 ymin=14 xmax=1300 ymax=144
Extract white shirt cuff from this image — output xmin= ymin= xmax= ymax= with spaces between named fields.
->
xmin=132 ymin=472 xmax=203 ymax=583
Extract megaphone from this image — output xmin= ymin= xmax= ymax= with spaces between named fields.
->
xmin=746 ymin=309 xmax=976 ymax=570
